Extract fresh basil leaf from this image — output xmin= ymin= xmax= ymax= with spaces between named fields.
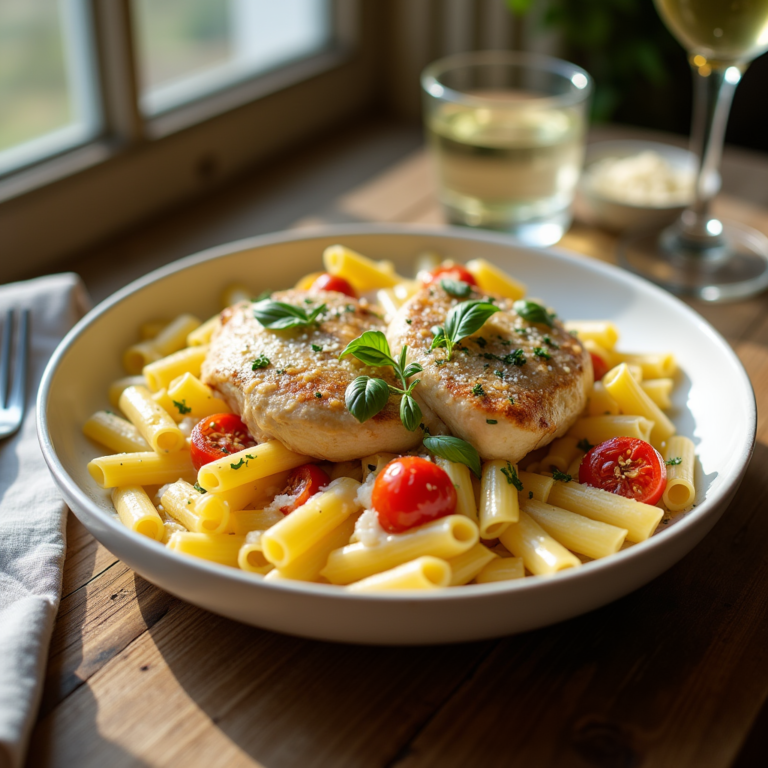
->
xmin=253 ymin=300 xmax=323 ymax=330
xmin=513 ymin=299 xmax=555 ymax=327
xmin=444 ymin=301 xmax=500 ymax=348
xmin=423 ymin=435 xmax=482 ymax=478
xmin=403 ymin=362 xmax=423 ymax=379
xmin=440 ymin=278 xmax=472 ymax=298
xmin=400 ymin=394 xmax=422 ymax=432
xmin=339 ymin=330 xmax=394 ymax=367
xmin=344 ymin=376 xmax=390 ymax=423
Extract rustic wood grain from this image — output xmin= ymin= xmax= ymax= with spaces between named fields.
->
xmin=29 ymin=127 xmax=768 ymax=768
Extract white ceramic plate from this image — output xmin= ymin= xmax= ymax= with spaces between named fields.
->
xmin=38 ymin=225 xmax=755 ymax=645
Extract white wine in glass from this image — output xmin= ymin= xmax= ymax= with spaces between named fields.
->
xmin=619 ymin=0 xmax=768 ymax=301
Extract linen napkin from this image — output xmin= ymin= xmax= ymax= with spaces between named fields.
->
xmin=0 ymin=273 xmax=90 ymax=768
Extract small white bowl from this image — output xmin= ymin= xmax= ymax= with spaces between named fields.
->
xmin=577 ymin=140 xmax=720 ymax=234
xmin=37 ymin=225 xmax=754 ymax=644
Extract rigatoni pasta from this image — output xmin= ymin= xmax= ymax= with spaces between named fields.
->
xmin=84 ymin=248 xmax=697 ymax=597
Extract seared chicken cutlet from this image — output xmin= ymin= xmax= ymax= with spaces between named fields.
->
xmin=387 ymin=284 xmax=592 ymax=463
xmin=202 ymin=289 xmax=429 ymax=462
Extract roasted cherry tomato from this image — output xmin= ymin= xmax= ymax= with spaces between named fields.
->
xmin=309 ymin=272 xmax=356 ymax=298
xmin=579 ymin=437 xmax=667 ymax=505
xmin=590 ymin=352 xmax=610 ymax=382
xmin=422 ymin=264 xmax=478 ymax=287
xmin=279 ymin=463 xmax=331 ymax=514
xmin=372 ymin=456 xmax=457 ymax=533
xmin=190 ymin=414 xmax=257 ymax=471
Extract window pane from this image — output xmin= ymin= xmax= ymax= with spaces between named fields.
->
xmin=0 ymin=0 xmax=99 ymax=176
xmin=134 ymin=0 xmax=334 ymax=115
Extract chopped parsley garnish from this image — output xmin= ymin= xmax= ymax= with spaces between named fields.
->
xmin=528 ymin=491 xmax=534 ymax=499
xmin=486 ymin=419 xmax=498 ymax=425
xmin=552 ymin=469 xmax=572 ymax=482
xmin=193 ymin=482 xmax=207 ymax=494
xmin=345 ymin=305 xmax=355 ymax=313
xmin=501 ymin=462 xmax=524 ymax=491
xmin=435 ymin=359 xmax=447 ymax=366
xmin=665 ymin=456 xmax=683 ymax=466
xmin=276 ymin=369 xmax=286 ymax=375
xmin=172 ymin=399 xmax=191 ymax=415
xmin=533 ymin=347 xmax=552 ymax=360
xmin=472 ymin=383 xmax=485 ymax=397
xmin=577 ymin=438 xmax=594 ymax=453
xmin=509 ymin=396 xmax=515 ymax=405
xmin=475 ymin=337 xmax=487 ymax=348
xmin=494 ymin=369 xmax=504 ymax=379
xmin=311 ymin=344 xmax=323 ymax=353
xmin=315 ymin=391 xmax=323 ymax=398
xmin=505 ymin=349 xmax=526 ymax=366
xmin=251 ymin=354 xmax=270 ymax=369
xmin=543 ymin=335 xmax=559 ymax=349
xmin=405 ymin=318 xmax=412 ymax=325
xmin=230 ymin=458 xmax=246 ymax=470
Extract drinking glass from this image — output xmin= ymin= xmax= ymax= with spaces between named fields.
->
xmin=619 ymin=0 xmax=768 ymax=301
xmin=421 ymin=51 xmax=592 ymax=247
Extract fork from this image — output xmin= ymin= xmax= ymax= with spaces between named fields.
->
xmin=0 ymin=308 xmax=30 ymax=440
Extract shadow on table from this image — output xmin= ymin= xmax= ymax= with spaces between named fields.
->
xmin=134 ymin=442 xmax=768 ymax=768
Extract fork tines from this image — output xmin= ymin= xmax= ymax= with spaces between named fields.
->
xmin=0 ymin=308 xmax=30 ymax=440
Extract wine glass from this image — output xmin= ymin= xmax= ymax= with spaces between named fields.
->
xmin=618 ymin=0 xmax=768 ymax=301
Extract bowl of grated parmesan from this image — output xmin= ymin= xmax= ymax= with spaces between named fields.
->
xmin=576 ymin=140 xmax=720 ymax=233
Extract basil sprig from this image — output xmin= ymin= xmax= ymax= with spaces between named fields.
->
xmin=513 ymin=299 xmax=556 ymax=328
xmin=431 ymin=300 xmax=500 ymax=361
xmin=339 ymin=330 xmax=423 ymax=431
xmin=253 ymin=299 xmax=327 ymax=330
xmin=423 ymin=435 xmax=482 ymax=478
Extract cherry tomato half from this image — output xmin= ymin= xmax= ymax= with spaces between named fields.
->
xmin=372 ymin=456 xmax=457 ymax=533
xmin=309 ymin=273 xmax=356 ymax=298
xmin=190 ymin=414 xmax=257 ymax=471
xmin=279 ymin=463 xmax=330 ymax=514
xmin=579 ymin=437 xmax=667 ymax=505
xmin=590 ymin=352 xmax=609 ymax=382
xmin=423 ymin=264 xmax=478 ymax=287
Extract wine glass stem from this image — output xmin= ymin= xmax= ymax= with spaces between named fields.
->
xmin=678 ymin=60 xmax=741 ymax=244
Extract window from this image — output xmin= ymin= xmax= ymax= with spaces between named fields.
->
xmin=1 ymin=0 xmax=369 ymax=281
xmin=134 ymin=0 xmax=333 ymax=116
xmin=0 ymin=0 xmax=99 ymax=176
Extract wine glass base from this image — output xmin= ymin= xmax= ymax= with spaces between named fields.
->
xmin=618 ymin=220 xmax=768 ymax=302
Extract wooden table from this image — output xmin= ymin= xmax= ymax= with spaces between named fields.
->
xmin=27 ymin=123 xmax=768 ymax=768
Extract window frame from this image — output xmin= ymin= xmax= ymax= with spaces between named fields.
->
xmin=0 ymin=0 xmax=374 ymax=282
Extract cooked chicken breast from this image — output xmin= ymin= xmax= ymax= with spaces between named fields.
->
xmin=387 ymin=284 xmax=592 ymax=463
xmin=202 ymin=290 xmax=430 ymax=462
